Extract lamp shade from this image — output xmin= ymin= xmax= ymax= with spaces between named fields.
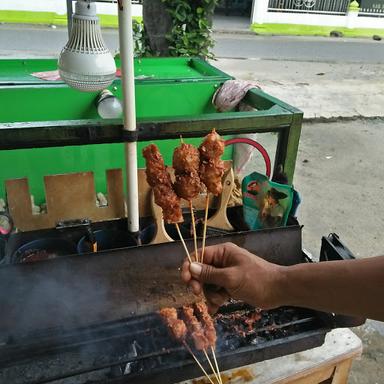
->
xmin=58 ymin=0 xmax=116 ymax=92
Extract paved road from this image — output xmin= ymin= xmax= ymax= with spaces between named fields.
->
xmin=214 ymin=33 xmax=384 ymax=63
xmin=1 ymin=24 xmax=384 ymax=63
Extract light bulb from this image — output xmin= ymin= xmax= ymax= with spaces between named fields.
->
xmin=97 ymin=90 xmax=123 ymax=119
xmin=58 ymin=0 xmax=116 ymax=92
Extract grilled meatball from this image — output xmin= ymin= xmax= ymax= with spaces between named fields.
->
xmin=159 ymin=307 xmax=188 ymax=341
xmin=182 ymin=306 xmax=209 ymax=351
xmin=199 ymin=159 xmax=225 ymax=196
xmin=173 ymin=172 xmax=202 ymax=201
xmin=142 ymin=144 xmax=170 ymax=187
xmin=173 ymin=143 xmax=200 ymax=174
xmin=153 ymin=184 xmax=184 ymax=224
xmin=199 ymin=129 xmax=225 ymax=161
xmin=143 ymin=144 xmax=184 ymax=224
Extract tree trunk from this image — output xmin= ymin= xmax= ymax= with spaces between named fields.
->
xmin=142 ymin=0 xmax=172 ymax=56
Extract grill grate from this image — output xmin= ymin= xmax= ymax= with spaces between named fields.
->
xmin=0 ymin=304 xmax=328 ymax=384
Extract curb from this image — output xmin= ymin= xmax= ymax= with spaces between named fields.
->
xmin=303 ymin=115 xmax=384 ymax=123
xmin=213 ymin=29 xmax=254 ymax=36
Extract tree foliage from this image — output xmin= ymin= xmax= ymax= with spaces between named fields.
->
xmin=138 ymin=0 xmax=218 ymax=59
xmin=161 ymin=0 xmax=218 ymax=59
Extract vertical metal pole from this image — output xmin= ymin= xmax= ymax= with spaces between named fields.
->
xmin=66 ymin=0 xmax=73 ymax=37
xmin=118 ymin=0 xmax=140 ymax=234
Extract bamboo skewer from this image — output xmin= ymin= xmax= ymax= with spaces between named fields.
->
xmin=175 ymin=223 xmax=192 ymax=264
xmin=174 ymin=134 xmax=220 ymax=383
xmin=211 ymin=347 xmax=222 ymax=384
xmin=189 ymin=201 xmax=199 ymax=262
xmin=183 ymin=342 xmax=216 ymax=384
xmin=201 ymin=193 xmax=209 ymax=264
xmin=203 ymin=349 xmax=221 ymax=384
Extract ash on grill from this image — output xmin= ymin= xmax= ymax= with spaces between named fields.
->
xmin=215 ymin=303 xmax=315 ymax=351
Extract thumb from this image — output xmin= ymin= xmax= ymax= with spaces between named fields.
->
xmin=190 ymin=262 xmax=227 ymax=286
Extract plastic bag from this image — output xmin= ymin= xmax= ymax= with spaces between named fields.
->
xmin=242 ymin=172 xmax=293 ymax=230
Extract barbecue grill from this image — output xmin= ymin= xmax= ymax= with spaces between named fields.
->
xmin=0 ymin=225 xmax=364 ymax=384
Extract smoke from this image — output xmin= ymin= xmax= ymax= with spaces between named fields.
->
xmin=0 ymin=258 xmax=111 ymax=343
xmin=0 ymin=255 xmax=119 ymax=384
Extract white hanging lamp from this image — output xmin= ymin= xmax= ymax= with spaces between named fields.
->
xmin=58 ymin=0 xmax=116 ymax=92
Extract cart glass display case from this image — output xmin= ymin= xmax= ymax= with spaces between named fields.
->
xmin=0 ymin=57 xmax=302 ymax=206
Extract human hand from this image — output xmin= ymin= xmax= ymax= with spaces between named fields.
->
xmin=181 ymin=242 xmax=285 ymax=314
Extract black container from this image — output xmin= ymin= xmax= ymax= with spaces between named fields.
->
xmin=12 ymin=238 xmax=77 ymax=263
xmin=77 ymin=229 xmax=137 ymax=254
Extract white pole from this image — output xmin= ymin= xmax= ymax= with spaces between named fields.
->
xmin=118 ymin=0 xmax=140 ymax=233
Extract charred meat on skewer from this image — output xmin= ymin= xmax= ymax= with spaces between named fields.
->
xmin=152 ymin=182 xmax=183 ymax=224
xmin=183 ymin=306 xmax=209 ymax=351
xmin=159 ymin=307 xmax=220 ymax=384
xmin=199 ymin=129 xmax=225 ymax=196
xmin=173 ymin=143 xmax=200 ymax=174
xmin=159 ymin=307 xmax=188 ymax=341
xmin=174 ymin=172 xmax=202 ymax=201
xmin=194 ymin=302 xmax=217 ymax=347
xmin=199 ymin=159 xmax=225 ymax=196
xmin=159 ymin=307 xmax=178 ymax=321
xmin=173 ymin=141 xmax=202 ymax=263
xmin=173 ymin=143 xmax=202 ymax=201
xmin=199 ymin=129 xmax=225 ymax=161
xmin=153 ymin=183 xmax=184 ymax=224
xmin=142 ymin=144 xmax=183 ymax=224
xmin=143 ymin=144 xmax=171 ymax=186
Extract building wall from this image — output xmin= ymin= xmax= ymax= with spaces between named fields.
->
xmin=251 ymin=0 xmax=384 ymax=29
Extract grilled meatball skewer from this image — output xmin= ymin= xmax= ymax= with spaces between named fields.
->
xmin=194 ymin=302 xmax=217 ymax=348
xmin=199 ymin=130 xmax=226 ymax=263
xmin=173 ymin=141 xmax=202 ymax=261
xmin=159 ymin=307 xmax=217 ymax=384
xmin=159 ymin=307 xmax=188 ymax=342
xmin=143 ymin=144 xmax=183 ymax=224
xmin=183 ymin=305 xmax=222 ymax=384
xmin=195 ymin=301 xmax=222 ymax=384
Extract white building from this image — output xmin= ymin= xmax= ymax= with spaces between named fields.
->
xmin=250 ymin=0 xmax=384 ymax=29
xmin=216 ymin=0 xmax=384 ymax=29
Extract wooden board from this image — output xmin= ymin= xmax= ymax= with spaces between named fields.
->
xmin=6 ymin=162 xmax=233 ymax=232
xmin=6 ymin=170 xmax=125 ymax=231
xmin=206 ymin=168 xmax=235 ymax=231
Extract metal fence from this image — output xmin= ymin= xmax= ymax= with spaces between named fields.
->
xmin=359 ymin=0 xmax=384 ymax=17
xmin=95 ymin=0 xmax=142 ymax=3
xmin=268 ymin=0 xmax=350 ymax=14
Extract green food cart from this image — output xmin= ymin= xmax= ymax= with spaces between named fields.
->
xmin=0 ymin=57 xmax=302 ymax=210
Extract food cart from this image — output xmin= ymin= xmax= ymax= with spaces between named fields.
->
xmin=0 ymin=14 xmax=364 ymax=384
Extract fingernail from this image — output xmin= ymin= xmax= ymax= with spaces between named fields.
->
xmin=190 ymin=262 xmax=202 ymax=276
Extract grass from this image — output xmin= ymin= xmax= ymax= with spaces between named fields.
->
xmin=0 ymin=10 xmax=142 ymax=28
xmin=251 ymin=23 xmax=384 ymax=38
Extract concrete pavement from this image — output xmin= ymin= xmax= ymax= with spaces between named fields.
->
xmin=214 ymin=58 xmax=384 ymax=120
xmin=214 ymin=32 xmax=384 ymax=63
xmin=295 ymin=119 xmax=384 ymax=384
